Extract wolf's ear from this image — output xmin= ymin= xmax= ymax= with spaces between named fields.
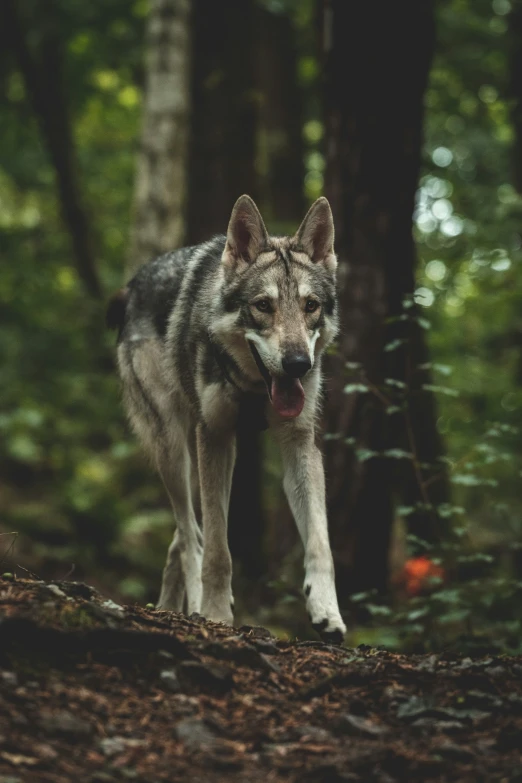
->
xmin=295 ymin=197 xmax=336 ymax=273
xmin=224 ymin=195 xmax=268 ymax=266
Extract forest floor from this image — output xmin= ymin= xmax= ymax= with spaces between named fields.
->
xmin=1 ymin=576 xmax=522 ymax=783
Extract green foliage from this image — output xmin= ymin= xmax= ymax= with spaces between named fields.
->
xmin=0 ymin=0 xmax=522 ymax=652
xmin=0 ymin=0 xmax=162 ymax=600
xmin=415 ymin=0 xmax=522 ymax=546
xmin=349 ymin=570 xmax=522 ymax=655
xmin=393 ymin=0 xmax=522 ymax=655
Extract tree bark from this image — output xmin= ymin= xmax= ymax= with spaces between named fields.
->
xmin=186 ymin=0 xmax=258 ymax=243
xmin=254 ymin=7 xmax=308 ymax=574
xmin=127 ymin=0 xmax=191 ymax=278
xmin=322 ymin=0 xmax=449 ymax=598
xmin=256 ymin=8 xmax=305 ymax=226
xmin=187 ymin=0 xmax=264 ymax=582
xmin=0 ymin=0 xmax=101 ymax=299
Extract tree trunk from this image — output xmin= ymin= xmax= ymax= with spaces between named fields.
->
xmin=256 ymin=8 xmax=305 ymax=226
xmin=254 ymin=7 xmax=308 ymax=575
xmin=0 ymin=0 xmax=101 ymax=299
xmin=127 ymin=0 xmax=191 ymax=278
xmin=187 ymin=0 xmax=264 ymax=583
xmin=322 ymin=0 xmax=449 ymax=599
xmin=186 ymin=0 xmax=258 ymax=243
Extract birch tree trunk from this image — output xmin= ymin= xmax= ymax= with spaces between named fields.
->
xmin=127 ymin=0 xmax=191 ymax=279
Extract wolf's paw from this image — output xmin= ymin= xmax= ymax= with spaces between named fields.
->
xmin=311 ymin=617 xmax=346 ymax=645
xmin=305 ymin=583 xmax=346 ymax=644
xmin=200 ymin=594 xmax=234 ymax=626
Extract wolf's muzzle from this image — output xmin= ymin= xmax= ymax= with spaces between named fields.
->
xmin=248 ymin=342 xmax=307 ymax=419
xmin=282 ymin=354 xmax=312 ymax=379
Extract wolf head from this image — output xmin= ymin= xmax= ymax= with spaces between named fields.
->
xmin=213 ymin=195 xmax=338 ymax=419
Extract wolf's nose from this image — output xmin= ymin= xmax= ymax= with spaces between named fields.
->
xmin=282 ymin=354 xmax=312 ymax=378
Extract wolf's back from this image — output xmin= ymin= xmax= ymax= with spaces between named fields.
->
xmin=105 ymin=243 xmax=218 ymax=342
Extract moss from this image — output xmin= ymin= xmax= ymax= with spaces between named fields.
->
xmin=59 ymin=604 xmax=99 ymax=630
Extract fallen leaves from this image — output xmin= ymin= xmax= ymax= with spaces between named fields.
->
xmin=0 ymin=576 xmax=522 ymax=783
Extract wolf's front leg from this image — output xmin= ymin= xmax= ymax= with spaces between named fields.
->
xmin=196 ymin=423 xmax=236 ymax=625
xmin=277 ymin=426 xmax=346 ymax=643
xmin=156 ymin=434 xmax=202 ymax=614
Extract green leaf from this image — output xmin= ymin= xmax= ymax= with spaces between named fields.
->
xmin=436 ymin=503 xmax=465 ymax=518
xmin=366 ymin=603 xmax=392 ymax=617
xmin=407 ymin=607 xmax=430 ymax=621
xmin=438 ymin=609 xmax=470 ymax=624
xmin=17 ymin=408 xmax=45 ymax=428
xmin=384 ymin=378 xmax=407 ymax=389
xmin=416 ymin=316 xmax=431 ymax=330
xmin=382 ymin=449 xmax=413 ymax=460
xmin=344 ymin=383 xmax=369 ymax=394
xmin=422 ymin=383 xmax=459 ymax=397
xmin=350 ymin=591 xmax=377 ymax=603
xmin=485 ymin=423 xmax=519 ymax=437
xmin=386 ymin=405 xmax=402 ymax=415
xmin=345 ymin=361 xmax=362 ymax=370
xmin=111 ymin=441 xmax=137 ymax=459
xmin=384 ymin=338 xmax=406 ymax=352
xmin=7 ymin=434 xmax=42 ymax=464
xmin=456 ymin=553 xmax=494 ymax=564
xmin=431 ymin=589 xmax=461 ymax=604
xmin=433 ymin=363 xmax=453 ymax=376
xmin=280 ymin=594 xmax=299 ymax=604
xmin=475 ymin=443 xmax=495 ymax=453
xmin=452 ymin=474 xmax=498 ymax=487
xmin=406 ymin=534 xmax=433 ymax=551
xmin=356 ymin=449 xmax=379 ymax=462
xmin=453 ymin=527 xmax=468 ymax=538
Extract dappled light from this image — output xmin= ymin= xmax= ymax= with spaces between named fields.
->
xmin=0 ymin=0 xmax=521 ymax=667
xmin=1 ymin=0 xmax=522 ymax=779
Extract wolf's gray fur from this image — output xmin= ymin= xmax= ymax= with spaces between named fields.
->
xmin=111 ymin=195 xmax=346 ymax=642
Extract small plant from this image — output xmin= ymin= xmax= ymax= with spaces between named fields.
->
xmin=336 ymin=295 xmax=522 ymax=653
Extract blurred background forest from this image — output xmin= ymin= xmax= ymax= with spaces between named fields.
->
xmin=1 ymin=0 xmax=522 ymax=652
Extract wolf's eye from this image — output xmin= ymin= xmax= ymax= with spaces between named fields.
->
xmin=255 ymin=299 xmax=271 ymax=312
xmin=305 ymin=299 xmax=320 ymax=313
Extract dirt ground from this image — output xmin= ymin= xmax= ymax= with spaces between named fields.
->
xmin=1 ymin=575 xmax=522 ymax=783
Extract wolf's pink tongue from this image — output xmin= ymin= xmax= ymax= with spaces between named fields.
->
xmin=271 ymin=377 xmax=305 ymax=418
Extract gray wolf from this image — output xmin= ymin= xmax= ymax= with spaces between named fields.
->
xmin=108 ymin=195 xmax=346 ymax=643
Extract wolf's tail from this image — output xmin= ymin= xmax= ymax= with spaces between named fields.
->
xmin=106 ymin=287 xmax=129 ymax=334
